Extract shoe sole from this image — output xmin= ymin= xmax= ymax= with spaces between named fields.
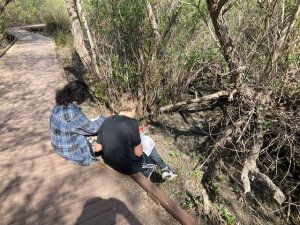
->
xmin=162 ymin=174 xmax=178 ymax=181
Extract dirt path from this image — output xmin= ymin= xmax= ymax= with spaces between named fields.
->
xmin=0 ymin=28 xmax=178 ymax=225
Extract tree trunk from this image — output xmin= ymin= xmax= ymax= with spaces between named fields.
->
xmin=64 ymin=0 xmax=99 ymax=82
xmin=0 ymin=0 xmax=13 ymax=16
xmin=145 ymin=0 xmax=161 ymax=64
xmin=75 ymin=0 xmax=100 ymax=76
xmin=204 ymin=0 xmax=287 ymax=205
xmin=206 ymin=0 xmax=242 ymax=87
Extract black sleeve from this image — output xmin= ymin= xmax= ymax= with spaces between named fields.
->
xmin=129 ymin=120 xmax=141 ymax=147
xmin=96 ymin=124 xmax=103 ymax=144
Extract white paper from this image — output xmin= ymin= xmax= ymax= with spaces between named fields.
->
xmin=141 ymin=135 xmax=155 ymax=156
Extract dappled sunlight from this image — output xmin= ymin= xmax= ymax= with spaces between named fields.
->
xmin=0 ymin=27 xmax=177 ymax=225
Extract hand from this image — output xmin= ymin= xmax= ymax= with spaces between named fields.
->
xmin=139 ymin=125 xmax=151 ymax=134
xmin=94 ymin=143 xmax=103 ymax=152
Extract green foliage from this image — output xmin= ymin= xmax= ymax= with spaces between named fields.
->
xmin=86 ymin=0 xmax=146 ymax=57
xmin=53 ymin=30 xmax=72 ymax=47
xmin=95 ymin=87 xmax=108 ymax=101
xmin=41 ymin=0 xmax=69 ymax=32
xmin=2 ymin=0 xmax=42 ymax=26
xmin=263 ymin=118 xmax=279 ymax=131
xmin=40 ymin=0 xmax=71 ymax=46
xmin=1 ymin=0 xmax=71 ymax=46
xmin=216 ymin=205 xmax=237 ymax=225
xmin=110 ymin=54 xmax=139 ymax=92
xmin=0 ymin=18 xmax=6 ymax=35
xmin=182 ymin=192 xmax=201 ymax=209
xmin=207 ymin=177 xmax=218 ymax=194
xmin=183 ymin=46 xmax=219 ymax=69
xmin=169 ymin=151 xmax=181 ymax=157
xmin=189 ymin=167 xmax=202 ymax=181
xmin=83 ymin=0 xmax=216 ymax=108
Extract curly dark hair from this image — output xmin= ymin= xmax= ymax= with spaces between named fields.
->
xmin=55 ymin=81 xmax=90 ymax=105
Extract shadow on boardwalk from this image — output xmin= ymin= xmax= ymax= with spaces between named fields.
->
xmin=0 ymin=27 xmax=178 ymax=225
xmin=75 ymin=197 xmax=143 ymax=225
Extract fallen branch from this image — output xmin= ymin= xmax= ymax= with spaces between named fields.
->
xmin=252 ymin=169 xmax=286 ymax=205
xmin=241 ymin=105 xmax=286 ymax=205
xmin=159 ymin=91 xmax=229 ymax=113
xmin=0 ymin=35 xmax=17 ymax=58
xmin=200 ymin=188 xmax=224 ymax=222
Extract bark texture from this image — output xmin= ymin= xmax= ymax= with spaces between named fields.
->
xmin=205 ymin=0 xmax=288 ymax=205
xmin=64 ymin=0 xmax=101 ymax=82
xmin=0 ymin=0 xmax=13 ymax=16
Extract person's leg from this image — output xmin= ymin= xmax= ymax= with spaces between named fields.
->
xmin=149 ymin=147 xmax=168 ymax=170
xmin=149 ymin=148 xmax=178 ymax=180
xmin=141 ymin=136 xmax=178 ymax=180
xmin=141 ymin=153 xmax=156 ymax=178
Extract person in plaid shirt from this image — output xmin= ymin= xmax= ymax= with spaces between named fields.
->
xmin=50 ymin=81 xmax=105 ymax=166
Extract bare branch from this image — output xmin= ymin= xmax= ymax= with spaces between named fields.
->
xmin=145 ymin=0 xmax=161 ymax=41
xmin=206 ymin=0 xmax=242 ymax=86
xmin=162 ymin=3 xmax=182 ymax=41
xmin=0 ymin=0 xmax=12 ymax=16
xmin=64 ymin=0 xmax=105 ymax=86
xmin=241 ymin=105 xmax=286 ymax=205
xmin=262 ymin=0 xmax=300 ymax=83
xmin=145 ymin=0 xmax=161 ymax=63
xmin=215 ymin=0 xmax=230 ymax=16
xmin=159 ymin=91 xmax=229 ymax=113
xmin=76 ymin=0 xmax=100 ymax=76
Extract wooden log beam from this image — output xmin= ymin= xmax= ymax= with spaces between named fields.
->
xmin=131 ymin=173 xmax=199 ymax=225
xmin=159 ymin=91 xmax=229 ymax=113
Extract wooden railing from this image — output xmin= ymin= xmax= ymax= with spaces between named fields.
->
xmin=131 ymin=173 xmax=199 ymax=225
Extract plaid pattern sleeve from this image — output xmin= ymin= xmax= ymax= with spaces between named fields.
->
xmin=50 ymin=103 xmax=105 ymax=166
xmin=71 ymin=111 xmax=105 ymax=135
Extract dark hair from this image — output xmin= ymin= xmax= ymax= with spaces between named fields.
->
xmin=55 ymin=81 xmax=90 ymax=105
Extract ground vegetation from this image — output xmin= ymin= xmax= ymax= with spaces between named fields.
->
xmin=1 ymin=0 xmax=299 ymax=224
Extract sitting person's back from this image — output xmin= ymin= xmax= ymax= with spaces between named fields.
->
xmin=95 ymin=94 xmax=177 ymax=180
xmin=97 ymin=115 xmax=143 ymax=175
xmin=50 ymin=81 xmax=105 ymax=166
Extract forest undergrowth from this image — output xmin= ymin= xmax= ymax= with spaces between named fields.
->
xmin=74 ymin=1 xmax=300 ymax=224
xmin=1 ymin=0 xmax=299 ymax=224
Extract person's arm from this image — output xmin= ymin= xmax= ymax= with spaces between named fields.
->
xmin=129 ymin=120 xmax=143 ymax=157
xmin=72 ymin=110 xmax=105 ymax=135
xmin=134 ymin=143 xmax=143 ymax=157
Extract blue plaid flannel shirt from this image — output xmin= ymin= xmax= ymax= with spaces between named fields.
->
xmin=50 ymin=103 xmax=105 ymax=166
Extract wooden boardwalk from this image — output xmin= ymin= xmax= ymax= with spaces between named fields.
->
xmin=0 ymin=28 xmax=179 ymax=225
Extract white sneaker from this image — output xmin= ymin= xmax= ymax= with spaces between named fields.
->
xmin=161 ymin=166 xmax=178 ymax=181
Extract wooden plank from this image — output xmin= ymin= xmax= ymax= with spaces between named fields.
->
xmin=18 ymin=23 xmax=47 ymax=31
xmin=131 ymin=173 xmax=199 ymax=225
xmin=116 ymin=204 xmax=179 ymax=225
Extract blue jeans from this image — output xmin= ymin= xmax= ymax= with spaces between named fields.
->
xmin=141 ymin=147 xmax=167 ymax=178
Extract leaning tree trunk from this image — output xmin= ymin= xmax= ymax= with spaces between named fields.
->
xmin=205 ymin=0 xmax=286 ymax=205
xmin=0 ymin=0 xmax=13 ymax=16
xmin=206 ymin=0 xmax=243 ymax=87
xmin=64 ymin=0 xmax=101 ymax=83
xmin=75 ymin=0 xmax=100 ymax=76
xmin=139 ymin=0 xmax=162 ymax=111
